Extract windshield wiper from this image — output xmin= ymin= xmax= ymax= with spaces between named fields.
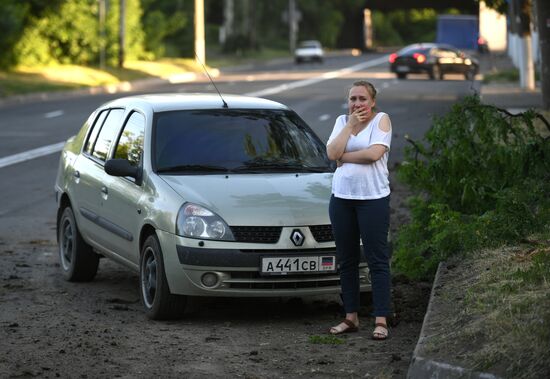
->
xmin=232 ymin=163 xmax=329 ymax=173
xmin=157 ymin=164 xmax=230 ymax=173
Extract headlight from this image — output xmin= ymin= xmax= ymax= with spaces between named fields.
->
xmin=176 ymin=203 xmax=235 ymax=241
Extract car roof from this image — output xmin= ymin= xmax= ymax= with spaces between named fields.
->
xmin=104 ymin=93 xmax=289 ymax=113
xmin=398 ymin=42 xmax=457 ymax=54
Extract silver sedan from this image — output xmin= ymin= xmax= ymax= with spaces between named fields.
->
xmin=55 ymin=93 xmax=371 ymax=319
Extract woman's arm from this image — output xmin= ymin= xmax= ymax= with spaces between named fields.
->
xmin=339 ymin=144 xmax=387 ymax=164
xmin=326 ymin=126 xmax=352 ymax=161
xmin=326 ymin=109 xmax=369 ymax=161
xmin=339 ymin=114 xmax=392 ymax=164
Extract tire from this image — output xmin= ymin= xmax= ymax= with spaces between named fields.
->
xmin=429 ymin=65 xmax=441 ymax=80
xmin=140 ymin=234 xmax=187 ymax=320
xmin=58 ymin=206 xmax=99 ymax=282
xmin=465 ymin=69 xmax=476 ymax=81
xmin=396 ymin=73 xmax=407 ymax=79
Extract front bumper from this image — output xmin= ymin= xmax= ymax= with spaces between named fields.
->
xmin=157 ymin=229 xmax=371 ymax=297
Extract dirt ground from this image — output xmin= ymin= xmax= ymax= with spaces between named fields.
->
xmin=0 ymin=172 xmax=431 ymax=379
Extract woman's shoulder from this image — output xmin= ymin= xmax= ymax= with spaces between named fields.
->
xmin=333 ymin=114 xmax=348 ymax=127
xmin=374 ymin=111 xmax=390 ymax=123
xmin=336 ymin=114 xmax=348 ymax=122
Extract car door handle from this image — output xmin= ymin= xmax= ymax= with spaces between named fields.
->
xmin=101 ymin=186 xmax=108 ymax=195
xmin=73 ymin=171 xmax=80 ymax=178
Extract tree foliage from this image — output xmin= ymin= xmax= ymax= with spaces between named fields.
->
xmin=394 ymin=96 xmax=550 ymax=279
xmin=0 ymin=0 xmax=508 ymax=68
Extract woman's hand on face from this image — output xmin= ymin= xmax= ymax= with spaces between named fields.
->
xmin=350 ymin=106 xmax=371 ymax=126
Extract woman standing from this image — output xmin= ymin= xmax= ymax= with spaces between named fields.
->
xmin=326 ymin=80 xmax=392 ymax=340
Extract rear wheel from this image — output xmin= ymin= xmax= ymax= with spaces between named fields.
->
xmin=140 ymin=234 xmax=187 ymax=320
xmin=58 ymin=206 xmax=99 ymax=281
xmin=429 ymin=65 xmax=441 ymax=80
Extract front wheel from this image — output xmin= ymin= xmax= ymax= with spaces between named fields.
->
xmin=465 ymin=69 xmax=476 ymax=81
xmin=58 ymin=206 xmax=99 ymax=281
xmin=140 ymin=234 xmax=187 ymax=320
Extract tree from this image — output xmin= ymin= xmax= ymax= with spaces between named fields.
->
xmin=484 ymin=0 xmax=547 ymax=102
xmin=0 ymin=1 xmax=28 ymax=68
xmin=534 ymin=0 xmax=550 ymax=109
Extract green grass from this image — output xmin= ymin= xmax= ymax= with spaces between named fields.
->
xmin=0 ymin=70 xmax=82 ymax=97
xmin=308 ymin=335 xmax=345 ymax=345
xmin=0 ymin=49 xmax=291 ymax=98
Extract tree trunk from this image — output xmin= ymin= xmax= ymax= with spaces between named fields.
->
xmin=517 ymin=0 xmax=535 ymax=90
xmin=221 ymin=0 xmax=234 ymax=44
xmin=534 ymin=0 xmax=550 ymax=109
xmin=118 ymin=0 xmax=125 ymax=68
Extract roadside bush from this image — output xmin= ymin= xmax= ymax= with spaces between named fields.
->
xmin=393 ymin=96 xmax=550 ymax=279
xmin=13 ymin=0 xmax=145 ymax=67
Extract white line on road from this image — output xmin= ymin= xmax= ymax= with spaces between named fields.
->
xmin=44 ymin=110 xmax=65 ymax=118
xmin=0 ymin=142 xmax=65 ymax=169
xmin=1 ymin=55 xmax=388 ymax=169
xmin=244 ymin=56 xmax=388 ymax=97
xmin=319 ymin=114 xmax=331 ymax=121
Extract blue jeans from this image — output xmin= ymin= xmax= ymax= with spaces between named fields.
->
xmin=329 ymin=195 xmax=392 ymax=316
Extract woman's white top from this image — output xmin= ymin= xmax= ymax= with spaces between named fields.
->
xmin=327 ymin=112 xmax=391 ymax=200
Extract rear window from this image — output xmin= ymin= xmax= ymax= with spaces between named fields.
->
xmin=398 ymin=46 xmax=431 ymax=55
xmin=153 ymin=109 xmax=332 ymax=174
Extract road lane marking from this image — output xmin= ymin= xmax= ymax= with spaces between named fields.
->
xmin=1 ymin=56 xmax=389 ymax=169
xmin=244 ymin=56 xmax=388 ymax=97
xmin=44 ymin=110 xmax=64 ymax=118
xmin=319 ymin=114 xmax=331 ymax=121
xmin=0 ymin=142 xmax=65 ymax=169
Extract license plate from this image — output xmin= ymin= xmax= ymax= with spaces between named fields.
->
xmin=261 ymin=255 xmax=336 ymax=275
xmin=396 ymin=65 xmax=409 ymax=72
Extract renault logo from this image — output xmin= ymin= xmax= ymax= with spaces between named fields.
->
xmin=290 ymin=229 xmax=305 ymax=246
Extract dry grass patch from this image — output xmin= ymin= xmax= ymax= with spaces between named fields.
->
xmin=424 ymin=234 xmax=550 ymax=378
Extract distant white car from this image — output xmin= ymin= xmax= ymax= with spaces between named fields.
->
xmin=294 ymin=40 xmax=324 ymax=64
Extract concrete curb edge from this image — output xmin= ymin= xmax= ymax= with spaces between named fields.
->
xmin=406 ymin=262 xmax=502 ymax=379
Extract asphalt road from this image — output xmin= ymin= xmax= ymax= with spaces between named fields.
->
xmin=0 ymin=52 xmax=480 ymax=243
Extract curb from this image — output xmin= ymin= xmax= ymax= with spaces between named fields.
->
xmin=406 ymin=262 xmax=502 ymax=379
xmin=0 ymin=77 xmax=173 ymax=108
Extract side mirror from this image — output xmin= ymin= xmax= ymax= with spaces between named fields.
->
xmin=105 ymin=158 xmax=139 ymax=179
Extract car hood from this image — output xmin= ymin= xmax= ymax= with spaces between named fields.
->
xmin=160 ymin=173 xmax=333 ymax=226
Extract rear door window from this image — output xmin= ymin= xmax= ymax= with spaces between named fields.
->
xmin=84 ymin=110 xmax=109 ymax=155
xmin=113 ymin=111 xmax=145 ymax=167
xmin=91 ymin=109 xmax=125 ymax=162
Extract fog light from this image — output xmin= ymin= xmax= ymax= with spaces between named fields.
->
xmin=201 ymin=272 xmax=219 ymax=288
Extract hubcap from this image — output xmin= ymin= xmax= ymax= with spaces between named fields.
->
xmin=60 ymin=217 xmax=74 ymax=271
xmin=141 ymin=247 xmax=157 ymax=308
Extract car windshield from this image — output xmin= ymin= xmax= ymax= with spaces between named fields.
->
xmin=299 ymin=41 xmax=320 ymax=48
xmin=154 ymin=109 xmax=333 ymax=174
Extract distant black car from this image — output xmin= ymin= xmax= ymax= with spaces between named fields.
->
xmin=389 ymin=43 xmax=479 ymax=80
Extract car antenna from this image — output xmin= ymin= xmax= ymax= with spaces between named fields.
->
xmin=195 ymin=52 xmax=228 ymax=108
